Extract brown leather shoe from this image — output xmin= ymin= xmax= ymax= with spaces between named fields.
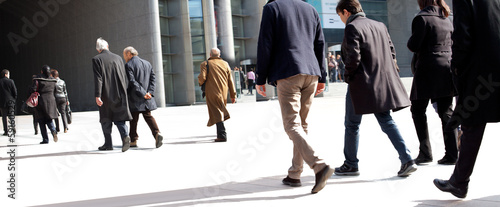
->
xmin=311 ymin=165 xmax=334 ymax=194
xmin=130 ymin=140 xmax=138 ymax=148
xmin=282 ymin=176 xmax=302 ymax=187
xmin=214 ymin=138 xmax=227 ymax=142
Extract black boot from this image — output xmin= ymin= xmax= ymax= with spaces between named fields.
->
xmin=215 ymin=122 xmax=227 ymax=142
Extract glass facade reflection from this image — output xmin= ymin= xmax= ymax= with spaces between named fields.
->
xmin=189 ymin=0 xmax=206 ymax=102
xmin=158 ymin=0 xmax=174 ymax=104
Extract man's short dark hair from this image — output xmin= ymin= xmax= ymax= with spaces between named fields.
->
xmin=1 ymin=69 xmax=9 ymax=77
xmin=336 ymin=0 xmax=363 ymax=14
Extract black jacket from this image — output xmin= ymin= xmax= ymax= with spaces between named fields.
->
xmin=54 ymin=78 xmax=68 ymax=99
xmin=341 ymin=14 xmax=410 ymax=114
xmin=125 ymin=56 xmax=157 ymax=112
xmin=0 ymin=77 xmax=17 ymax=108
xmin=407 ymin=6 xmax=456 ymax=101
xmin=92 ymin=50 xmax=132 ymax=122
xmin=256 ymin=0 xmax=326 ymax=86
xmin=451 ymin=0 xmax=500 ymax=125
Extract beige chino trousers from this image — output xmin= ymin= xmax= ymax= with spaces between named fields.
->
xmin=277 ymin=74 xmax=326 ymax=179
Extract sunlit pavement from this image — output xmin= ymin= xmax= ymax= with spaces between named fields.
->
xmin=1 ymin=78 xmax=499 ymax=207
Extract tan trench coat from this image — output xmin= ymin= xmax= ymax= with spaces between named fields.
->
xmin=198 ymin=57 xmax=236 ymax=126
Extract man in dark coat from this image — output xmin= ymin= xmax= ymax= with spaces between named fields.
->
xmin=434 ymin=0 xmax=500 ymax=199
xmin=123 ymin=46 xmax=162 ymax=149
xmin=256 ymin=0 xmax=334 ymax=194
xmin=334 ymin=0 xmax=416 ymax=177
xmin=0 ymin=69 xmax=17 ymax=136
xmin=92 ymin=38 xmax=132 ymax=152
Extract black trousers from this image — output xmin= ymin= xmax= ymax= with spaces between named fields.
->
xmin=411 ymin=96 xmax=458 ymax=160
xmin=54 ymin=97 xmax=68 ymax=131
xmin=216 ymin=122 xmax=226 ymax=139
xmin=449 ymin=123 xmax=486 ymax=189
xmin=1 ymin=107 xmax=8 ymax=133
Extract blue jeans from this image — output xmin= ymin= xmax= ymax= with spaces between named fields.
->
xmin=343 ymin=89 xmax=412 ymax=168
xmin=38 ymin=118 xmax=56 ymax=142
xmin=101 ymin=121 xmax=129 ymax=147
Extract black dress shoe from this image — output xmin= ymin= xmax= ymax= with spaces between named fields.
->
xmin=433 ymin=179 xmax=467 ymax=198
xmin=414 ymin=156 xmax=433 ymax=165
xmin=282 ymin=176 xmax=302 ymax=187
xmin=214 ymin=138 xmax=227 ymax=142
xmin=98 ymin=145 xmax=113 ymax=151
xmin=311 ymin=165 xmax=335 ymax=194
xmin=438 ymin=156 xmax=457 ymax=165
xmin=40 ymin=141 xmax=49 ymax=144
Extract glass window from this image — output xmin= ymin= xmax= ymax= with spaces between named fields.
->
xmin=159 ymin=0 xmax=168 ymax=16
xmin=192 ymin=54 xmax=206 ymax=102
xmin=231 ymin=0 xmax=243 ymax=15
xmin=162 ymin=55 xmax=174 ymax=104
xmin=190 ymin=17 xmax=204 ymax=36
xmin=232 ymin=16 xmax=244 ymax=37
xmin=234 ymin=39 xmax=245 ymax=64
xmin=191 ymin=36 xmax=205 ymax=55
xmin=188 ymin=0 xmax=203 ymax=18
xmin=161 ymin=36 xmax=170 ymax=54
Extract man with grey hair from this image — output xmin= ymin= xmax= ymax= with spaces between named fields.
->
xmin=0 ymin=69 xmax=17 ymax=136
xmin=123 ymin=46 xmax=163 ymax=148
xmin=92 ymin=37 xmax=132 ymax=152
xmin=198 ymin=48 xmax=236 ymax=142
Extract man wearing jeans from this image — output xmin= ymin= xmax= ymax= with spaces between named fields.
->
xmin=335 ymin=0 xmax=416 ymax=177
xmin=256 ymin=0 xmax=334 ymax=194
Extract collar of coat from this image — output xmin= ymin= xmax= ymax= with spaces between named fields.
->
xmin=346 ymin=12 xmax=366 ymax=25
xmin=417 ymin=6 xmax=444 ymax=17
xmin=208 ymin=57 xmax=222 ymax=60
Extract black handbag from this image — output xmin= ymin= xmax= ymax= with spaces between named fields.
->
xmin=66 ymin=105 xmax=72 ymax=124
xmin=201 ymin=60 xmax=210 ymax=98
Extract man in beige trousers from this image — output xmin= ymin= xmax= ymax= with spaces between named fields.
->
xmin=256 ymin=0 xmax=334 ymax=194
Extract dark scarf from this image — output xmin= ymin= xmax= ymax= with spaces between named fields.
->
xmin=346 ymin=12 xmax=366 ymax=24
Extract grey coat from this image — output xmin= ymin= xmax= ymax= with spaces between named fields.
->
xmin=32 ymin=75 xmax=58 ymax=120
xmin=341 ymin=14 xmax=410 ymax=114
xmin=92 ymin=50 xmax=132 ymax=123
xmin=407 ymin=6 xmax=456 ymax=101
xmin=125 ymin=56 xmax=157 ymax=112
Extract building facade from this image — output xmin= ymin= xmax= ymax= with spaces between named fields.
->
xmin=0 ymin=0 xmax=451 ymax=112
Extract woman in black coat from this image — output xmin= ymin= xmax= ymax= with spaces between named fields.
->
xmin=407 ymin=0 xmax=457 ymax=165
xmin=32 ymin=65 xmax=58 ymax=144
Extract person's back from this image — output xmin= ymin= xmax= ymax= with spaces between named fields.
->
xmin=257 ymin=0 xmax=326 ymax=86
xmin=0 ymin=76 xmax=16 ymax=108
xmin=204 ymin=58 xmax=232 ymax=97
xmin=125 ymin=55 xmax=157 ymax=112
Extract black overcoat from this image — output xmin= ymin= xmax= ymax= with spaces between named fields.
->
xmin=341 ymin=15 xmax=410 ymax=114
xmin=451 ymin=0 xmax=500 ymax=125
xmin=407 ymin=6 xmax=456 ymax=101
xmin=92 ymin=50 xmax=132 ymax=123
xmin=125 ymin=56 xmax=157 ymax=112
xmin=0 ymin=77 xmax=17 ymax=107
xmin=32 ymin=76 xmax=58 ymax=120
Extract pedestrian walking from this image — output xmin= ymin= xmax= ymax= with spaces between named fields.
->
xmin=0 ymin=69 xmax=17 ymax=136
xmin=50 ymin=69 xmax=70 ymax=133
xmin=198 ymin=48 xmax=236 ymax=142
xmin=407 ymin=0 xmax=458 ymax=165
xmin=434 ymin=0 xmax=500 ymax=199
xmin=334 ymin=0 xmax=417 ymax=177
xmin=336 ymin=54 xmax=345 ymax=82
xmin=246 ymin=69 xmax=255 ymax=95
xmin=256 ymin=0 xmax=334 ymax=194
xmin=32 ymin=65 xmax=58 ymax=144
xmin=92 ymin=37 xmax=132 ymax=152
xmin=123 ymin=46 xmax=163 ymax=149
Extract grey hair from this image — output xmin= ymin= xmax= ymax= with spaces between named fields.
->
xmin=123 ymin=46 xmax=139 ymax=56
xmin=96 ymin=37 xmax=109 ymax=51
xmin=210 ymin=48 xmax=221 ymax=57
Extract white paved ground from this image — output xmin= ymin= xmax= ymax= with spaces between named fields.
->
xmin=1 ymin=78 xmax=500 ymax=207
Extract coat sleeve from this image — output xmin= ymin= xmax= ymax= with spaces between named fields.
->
xmin=342 ymin=24 xmax=362 ymax=82
xmin=198 ymin=61 xmax=207 ymax=86
xmin=126 ymin=63 xmax=147 ymax=97
xmin=407 ymin=16 xmax=426 ymax=53
xmin=256 ymin=5 xmax=275 ymax=85
xmin=147 ymin=64 xmax=156 ymax=95
xmin=451 ymin=0 xmax=474 ymax=75
xmin=92 ymin=58 xmax=103 ymax=98
xmin=227 ymin=63 xmax=236 ymax=99
xmin=314 ymin=11 xmax=327 ymax=83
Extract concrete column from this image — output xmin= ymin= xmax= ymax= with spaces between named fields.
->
xmin=215 ymin=0 xmax=236 ymax=66
xmin=203 ymin=0 xmax=217 ymax=58
xmin=149 ymin=0 xmax=166 ymax=107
